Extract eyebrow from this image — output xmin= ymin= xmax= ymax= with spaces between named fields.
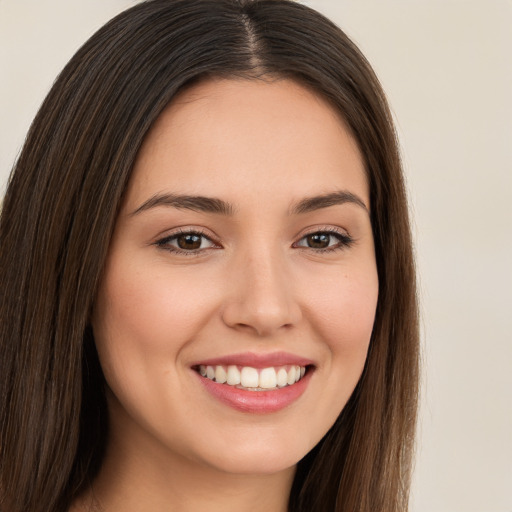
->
xmin=290 ymin=191 xmax=369 ymax=215
xmin=131 ymin=193 xmax=235 ymax=216
xmin=131 ymin=190 xmax=368 ymax=217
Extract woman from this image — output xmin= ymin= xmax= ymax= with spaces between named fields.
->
xmin=0 ymin=1 xmax=419 ymax=511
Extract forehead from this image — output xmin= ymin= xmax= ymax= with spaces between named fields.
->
xmin=125 ymin=78 xmax=368 ymax=212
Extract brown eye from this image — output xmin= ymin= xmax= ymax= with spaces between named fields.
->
xmin=294 ymin=230 xmax=354 ymax=252
xmin=156 ymin=231 xmax=217 ymax=253
xmin=305 ymin=233 xmax=331 ymax=249
xmin=177 ymin=234 xmax=202 ymax=250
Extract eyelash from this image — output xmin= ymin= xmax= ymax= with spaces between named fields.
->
xmin=155 ymin=228 xmax=218 ymax=256
xmin=292 ymin=228 xmax=354 ymax=253
xmin=155 ymin=227 xmax=354 ymax=256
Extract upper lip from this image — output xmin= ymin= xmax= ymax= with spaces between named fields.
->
xmin=191 ymin=351 xmax=315 ymax=369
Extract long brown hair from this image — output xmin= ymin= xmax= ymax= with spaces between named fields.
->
xmin=0 ymin=1 xmax=419 ymax=510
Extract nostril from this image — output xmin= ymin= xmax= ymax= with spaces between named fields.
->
xmin=220 ymin=275 xmax=302 ymax=336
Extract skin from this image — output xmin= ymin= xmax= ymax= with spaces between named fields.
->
xmin=79 ymin=78 xmax=379 ymax=512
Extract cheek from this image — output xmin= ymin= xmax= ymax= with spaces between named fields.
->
xmin=93 ymin=261 xmax=215 ymax=360
xmin=304 ymin=265 xmax=378 ymax=410
xmin=308 ymin=267 xmax=378 ymax=350
xmin=91 ymin=260 xmax=214 ymax=427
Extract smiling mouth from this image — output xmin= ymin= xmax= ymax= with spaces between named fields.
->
xmin=193 ymin=364 xmax=311 ymax=391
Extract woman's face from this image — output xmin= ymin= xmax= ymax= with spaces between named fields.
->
xmin=93 ymin=78 xmax=378 ymax=476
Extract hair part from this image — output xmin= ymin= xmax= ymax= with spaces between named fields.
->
xmin=0 ymin=1 xmax=419 ymax=511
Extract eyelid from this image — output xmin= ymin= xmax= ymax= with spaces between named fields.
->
xmin=153 ymin=225 xmax=354 ymax=256
xmin=154 ymin=227 xmax=222 ymax=255
xmin=293 ymin=224 xmax=351 ymax=241
xmin=292 ymin=226 xmax=354 ymax=252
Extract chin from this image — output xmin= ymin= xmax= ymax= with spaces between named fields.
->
xmin=179 ymin=418 xmax=325 ymax=477
xmin=202 ymin=444 xmax=303 ymax=476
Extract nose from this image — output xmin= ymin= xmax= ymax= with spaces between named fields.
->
xmin=221 ymin=248 xmax=302 ymax=337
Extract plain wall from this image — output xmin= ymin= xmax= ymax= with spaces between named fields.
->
xmin=1 ymin=1 xmax=511 ymax=511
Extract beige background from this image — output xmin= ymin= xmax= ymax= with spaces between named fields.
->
xmin=1 ymin=1 xmax=511 ymax=510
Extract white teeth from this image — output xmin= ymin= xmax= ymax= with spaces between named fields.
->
xmin=276 ymin=368 xmax=288 ymax=387
xmin=287 ymin=366 xmax=296 ymax=385
xmin=240 ymin=367 xmax=259 ymax=388
xmin=215 ymin=365 xmax=227 ymax=384
xmin=259 ymin=367 xmax=277 ymax=389
xmin=199 ymin=364 xmax=308 ymax=390
xmin=226 ymin=365 xmax=241 ymax=385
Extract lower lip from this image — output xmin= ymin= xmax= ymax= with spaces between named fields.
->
xmin=195 ymin=370 xmax=313 ymax=413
